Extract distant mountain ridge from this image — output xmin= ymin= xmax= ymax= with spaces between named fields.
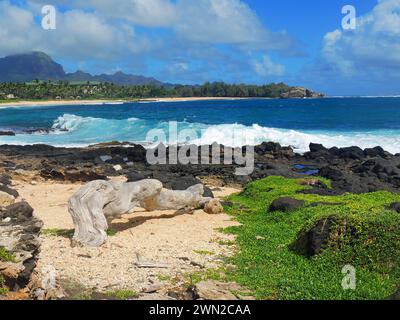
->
xmin=0 ymin=52 xmax=165 ymax=86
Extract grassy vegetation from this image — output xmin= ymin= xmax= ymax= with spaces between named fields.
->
xmin=0 ymin=275 xmax=8 ymax=296
xmin=106 ymin=289 xmax=138 ymax=300
xmin=223 ymin=176 xmax=400 ymax=300
xmin=42 ymin=228 xmax=74 ymax=238
xmin=42 ymin=228 xmax=117 ymax=238
xmin=0 ymin=247 xmax=16 ymax=263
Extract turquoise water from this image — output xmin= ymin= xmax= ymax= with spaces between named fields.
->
xmin=1 ymin=97 xmax=400 ymax=153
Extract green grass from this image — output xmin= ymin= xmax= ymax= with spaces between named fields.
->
xmin=106 ymin=289 xmax=138 ymax=300
xmin=0 ymin=275 xmax=8 ymax=296
xmin=0 ymin=247 xmax=16 ymax=263
xmin=42 ymin=228 xmax=74 ymax=238
xmin=223 ymin=176 xmax=400 ymax=300
xmin=42 ymin=228 xmax=117 ymax=238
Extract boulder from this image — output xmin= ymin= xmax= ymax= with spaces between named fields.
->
xmin=0 ymin=184 xmax=19 ymax=198
xmin=364 ymin=146 xmax=387 ymax=158
xmin=291 ymin=216 xmax=356 ymax=257
xmin=0 ymin=191 xmax=15 ymax=207
xmin=0 ymin=131 xmax=15 ymax=136
xmin=0 ymin=175 xmax=11 ymax=186
xmin=0 ymin=201 xmax=43 ymax=290
xmin=309 ymin=143 xmax=327 ymax=153
xmin=191 ymin=281 xmax=238 ymax=300
xmin=269 ymin=197 xmax=305 ymax=213
xmin=388 ymin=202 xmax=400 ymax=213
xmin=386 ymin=289 xmax=400 ymax=300
xmin=337 ymin=146 xmax=365 ymax=160
xmin=204 ymin=199 xmax=224 ymax=215
xmin=319 ymin=166 xmax=344 ymax=181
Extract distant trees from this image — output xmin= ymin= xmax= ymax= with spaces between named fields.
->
xmin=0 ymin=81 xmax=294 ymax=100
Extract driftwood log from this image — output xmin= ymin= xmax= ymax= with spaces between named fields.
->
xmin=68 ymin=179 xmax=211 ymax=246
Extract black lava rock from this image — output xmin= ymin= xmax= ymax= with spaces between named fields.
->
xmin=269 ymin=197 xmax=305 ymax=213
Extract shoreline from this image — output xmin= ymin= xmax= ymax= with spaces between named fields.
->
xmin=0 ymin=97 xmax=255 ymax=108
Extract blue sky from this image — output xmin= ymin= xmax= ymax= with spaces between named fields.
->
xmin=1 ymin=0 xmax=400 ymax=95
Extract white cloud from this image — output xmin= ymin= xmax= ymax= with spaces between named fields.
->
xmin=77 ymin=0 xmax=177 ymax=27
xmin=28 ymin=0 xmax=294 ymax=51
xmin=1 ymin=0 xmax=294 ymax=83
xmin=175 ymin=0 xmax=279 ymax=47
xmin=253 ymin=55 xmax=285 ymax=77
xmin=0 ymin=2 xmax=40 ymax=55
xmin=321 ymin=0 xmax=400 ymax=76
xmin=0 ymin=2 xmax=149 ymax=60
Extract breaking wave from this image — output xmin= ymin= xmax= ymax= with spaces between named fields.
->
xmin=1 ymin=113 xmax=400 ymax=153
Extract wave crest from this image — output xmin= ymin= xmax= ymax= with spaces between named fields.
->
xmin=2 ymin=113 xmax=400 ymax=153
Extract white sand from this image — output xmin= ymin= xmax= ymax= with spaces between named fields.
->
xmin=14 ymin=180 xmax=240 ymax=293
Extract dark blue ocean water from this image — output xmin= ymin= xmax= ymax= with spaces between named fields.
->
xmin=1 ymin=97 xmax=400 ymax=153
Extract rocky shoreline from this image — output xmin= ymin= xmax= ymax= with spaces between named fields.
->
xmin=0 ymin=141 xmax=399 ymax=195
xmin=1 ymin=140 xmax=400 ymax=299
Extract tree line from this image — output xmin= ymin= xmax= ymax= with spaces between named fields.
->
xmin=0 ymin=81 xmax=293 ymax=100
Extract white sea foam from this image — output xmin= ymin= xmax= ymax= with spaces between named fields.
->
xmin=2 ymin=113 xmax=400 ymax=154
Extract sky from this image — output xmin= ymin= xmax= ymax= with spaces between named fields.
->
xmin=1 ymin=0 xmax=399 ymax=95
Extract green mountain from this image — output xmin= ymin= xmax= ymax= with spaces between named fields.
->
xmin=0 ymin=52 xmax=165 ymax=86
xmin=0 ymin=52 xmax=65 ymax=82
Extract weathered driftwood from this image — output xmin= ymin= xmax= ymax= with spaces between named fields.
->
xmin=68 ymin=179 xmax=212 ymax=247
xmin=141 ymin=184 xmax=209 ymax=211
xmin=68 ymin=179 xmax=163 ymax=247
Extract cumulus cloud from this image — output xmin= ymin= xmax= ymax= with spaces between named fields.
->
xmin=0 ymin=1 xmax=149 ymax=60
xmin=321 ymin=0 xmax=400 ymax=76
xmin=0 ymin=2 xmax=40 ymax=55
xmin=253 ymin=55 xmax=285 ymax=77
xmin=75 ymin=0 xmax=178 ymax=27
xmin=1 ymin=0 xmax=296 ymax=83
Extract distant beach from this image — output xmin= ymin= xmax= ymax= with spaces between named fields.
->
xmin=0 ymin=97 xmax=250 ymax=108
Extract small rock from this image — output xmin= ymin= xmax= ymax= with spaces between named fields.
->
xmin=14 ymin=169 xmax=28 ymax=175
xmin=113 ymin=165 xmax=123 ymax=172
xmin=256 ymin=236 xmax=265 ymax=240
xmin=204 ymin=199 xmax=224 ymax=215
xmin=193 ymin=281 xmax=238 ymax=300
xmin=30 ymin=181 xmax=38 ymax=186
xmin=0 ymin=191 xmax=15 ymax=207
xmin=100 ymin=155 xmax=112 ymax=162
xmin=142 ymin=284 xmax=162 ymax=294
xmin=2 ymin=217 xmax=11 ymax=223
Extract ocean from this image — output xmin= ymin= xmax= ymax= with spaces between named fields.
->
xmin=1 ymin=97 xmax=400 ymax=153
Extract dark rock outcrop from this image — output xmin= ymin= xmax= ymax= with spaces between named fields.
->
xmin=388 ymin=202 xmax=400 ymax=213
xmin=386 ymin=288 xmax=400 ymax=300
xmin=0 ymin=131 xmax=15 ymax=136
xmin=280 ymin=87 xmax=324 ymax=99
xmin=0 ymin=201 xmax=43 ymax=290
xmin=290 ymin=216 xmax=356 ymax=257
xmin=2 ymin=141 xmax=400 ymax=197
xmin=269 ymin=197 xmax=305 ymax=213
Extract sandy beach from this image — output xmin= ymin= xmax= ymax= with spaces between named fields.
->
xmin=0 ymin=97 xmax=251 ymax=108
xmin=13 ymin=178 xmax=240 ymax=294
